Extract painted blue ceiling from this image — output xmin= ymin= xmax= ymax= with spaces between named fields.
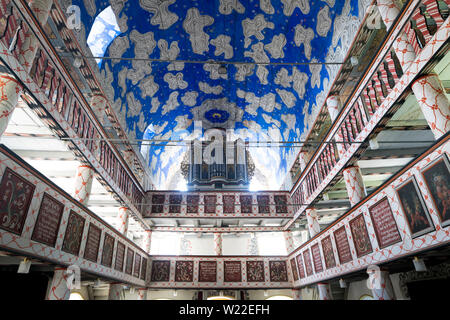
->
xmin=74 ymin=0 xmax=364 ymax=190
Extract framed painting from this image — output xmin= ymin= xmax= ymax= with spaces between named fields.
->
xmin=420 ymin=155 xmax=450 ymax=226
xmin=396 ymin=177 xmax=434 ymax=237
xmin=31 ymin=193 xmax=64 ymax=247
xmin=246 ymin=261 xmax=265 ymax=282
xmin=61 ymin=210 xmax=85 ymax=256
xmin=349 ymin=214 xmax=373 ymax=258
xmin=0 ymin=167 xmax=35 ymax=235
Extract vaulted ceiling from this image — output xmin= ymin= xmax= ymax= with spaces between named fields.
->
xmin=72 ymin=0 xmax=370 ymax=189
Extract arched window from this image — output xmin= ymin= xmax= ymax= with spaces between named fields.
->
xmin=265 ymin=295 xmax=293 ymax=300
xmin=69 ymin=292 xmax=84 ymax=300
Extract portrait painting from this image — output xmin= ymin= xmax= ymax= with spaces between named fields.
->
xmin=421 ymin=155 xmax=450 ymax=226
xmin=396 ymin=177 xmax=434 ymax=237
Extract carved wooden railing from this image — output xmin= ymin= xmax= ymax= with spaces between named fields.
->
xmin=289 ymin=0 xmax=450 ymax=228
xmin=0 ymin=144 xmax=149 ymax=286
xmin=145 ymin=190 xmax=292 ymax=219
xmin=288 ymin=134 xmax=450 ymax=287
xmin=0 ymin=1 xmax=146 ymax=218
xmin=148 ymin=255 xmax=293 ymax=289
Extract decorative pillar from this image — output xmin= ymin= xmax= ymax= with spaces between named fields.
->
xmin=411 ymin=74 xmax=450 ymax=140
xmin=292 ymin=289 xmax=301 ymax=300
xmin=298 ymin=151 xmax=308 ymax=171
xmin=117 ymin=207 xmax=129 ymax=236
xmin=46 ymin=268 xmax=70 ymax=300
xmin=248 ymin=232 xmax=259 ymax=255
xmin=142 ymin=230 xmax=152 ymax=254
xmin=73 ymin=164 xmax=94 ymax=205
xmin=326 ymin=95 xmax=341 ymax=122
xmin=136 ymin=288 xmax=147 ymax=300
xmin=377 ymin=0 xmax=416 ymax=70
xmin=367 ymin=269 xmax=396 ymax=300
xmin=108 ymin=283 xmax=124 ymax=300
xmin=214 ymin=233 xmax=222 ymax=256
xmin=283 ymin=231 xmax=295 ymax=254
xmin=305 ymin=208 xmax=321 ymax=238
xmin=342 ymin=166 xmax=366 ymax=207
xmin=317 ymin=283 xmax=333 ymax=300
xmin=0 ymin=74 xmax=22 ymax=136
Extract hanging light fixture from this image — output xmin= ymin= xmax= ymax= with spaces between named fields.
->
xmin=218 ymin=64 xmax=227 ymax=74
xmin=413 ymin=257 xmax=427 ymax=272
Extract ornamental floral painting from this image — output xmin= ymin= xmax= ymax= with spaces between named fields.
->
xmin=246 ymin=261 xmax=265 ymax=282
xmin=61 ymin=210 xmax=85 ymax=256
xmin=269 ymin=260 xmax=288 ymax=282
xmin=349 ymin=214 xmax=372 ymax=258
xmin=0 ymin=167 xmax=35 ymax=235
xmin=151 ymin=260 xmax=171 ymax=281
xmin=175 ymin=260 xmax=194 ymax=282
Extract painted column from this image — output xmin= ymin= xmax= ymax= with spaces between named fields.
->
xmin=342 ymin=166 xmax=367 ymax=207
xmin=411 ymin=74 xmax=450 ymax=140
xmin=367 ymin=269 xmax=396 ymax=300
xmin=377 ymin=0 xmax=416 ymax=70
xmin=117 ymin=206 xmax=129 ymax=236
xmin=248 ymin=232 xmax=259 ymax=255
xmin=73 ymin=164 xmax=94 ymax=205
xmin=46 ymin=267 xmax=70 ymax=300
xmin=136 ymin=288 xmax=147 ymax=300
xmin=306 ymin=208 xmax=321 ymax=238
xmin=326 ymin=95 xmax=341 ymax=122
xmin=142 ymin=230 xmax=152 ymax=254
xmin=0 ymin=74 xmax=22 ymax=136
xmin=90 ymin=95 xmax=108 ymax=125
xmin=317 ymin=283 xmax=333 ymax=300
xmin=378 ymin=1 xmax=450 ymax=139
xmin=214 ymin=233 xmax=222 ymax=256
xmin=108 ymin=283 xmax=124 ymax=300
xmin=298 ymin=151 xmax=309 ymax=171
xmin=283 ymin=231 xmax=295 ymax=254
xmin=0 ymin=0 xmax=52 ymax=136
xmin=292 ymin=289 xmax=301 ymax=300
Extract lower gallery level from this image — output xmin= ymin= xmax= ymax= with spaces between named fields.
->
xmin=0 ymin=0 xmax=449 ymax=301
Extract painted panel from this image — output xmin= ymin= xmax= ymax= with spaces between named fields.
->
xmin=311 ymin=243 xmax=323 ymax=273
xmin=334 ymin=226 xmax=352 ymax=264
xmin=31 ymin=193 xmax=64 ymax=247
xmin=101 ymin=233 xmax=115 ymax=268
xmin=0 ymin=167 xmax=35 ymax=235
xmin=349 ymin=214 xmax=373 ymax=258
xmin=151 ymin=260 xmax=171 ymax=281
xmin=61 ymin=210 xmax=85 ymax=256
xmin=321 ymin=235 xmax=336 ymax=269
xmin=296 ymin=253 xmax=305 ymax=279
xmin=133 ymin=254 xmax=141 ymax=278
xmin=290 ymin=257 xmax=299 ymax=281
xmin=369 ymin=197 xmax=402 ymax=248
xmin=246 ymin=261 xmax=265 ymax=282
xmin=420 ymin=155 xmax=450 ymax=226
xmin=303 ymin=249 xmax=313 ymax=276
xmin=114 ymin=241 xmax=126 ymax=271
xmin=83 ymin=223 xmax=101 ymax=262
xmin=198 ymin=261 xmax=217 ymax=282
xmin=269 ymin=260 xmax=288 ymax=282
xmin=175 ymin=260 xmax=194 ymax=282
xmin=125 ymin=248 xmax=134 ymax=275
xmin=396 ymin=177 xmax=434 ymax=237
xmin=224 ymin=261 xmax=241 ymax=282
